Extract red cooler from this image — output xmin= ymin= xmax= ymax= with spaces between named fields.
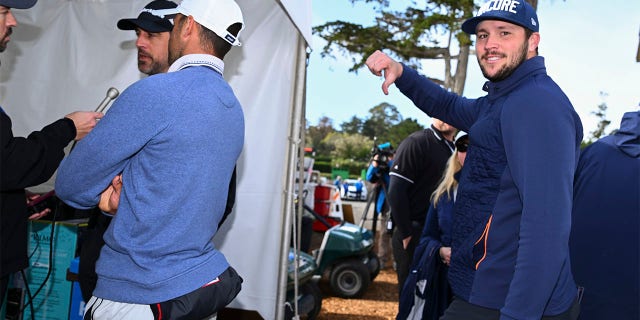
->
xmin=312 ymin=185 xmax=340 ymax=232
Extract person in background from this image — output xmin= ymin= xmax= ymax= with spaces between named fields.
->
xmin=570 ymin=110 xmax=639 ymax=320
xmin=0 ymin=0 xmax=101 ymax=305
xmin=366 ymin=0 xmax=582 ymax=318
xmin=334 ymin=175 xmax=343 ymax=196
xmin=366 ymin=148 xmax=394 ymax=269
xmin=55 ymin=0 xmax=245 ymax=318
xmin=354 ymin=177 xmax=364 ymax=200
xmin=118 ymin=0 xmax=177 ymax=75
xmin=398 ymin=134 xmax=468 ymax=320
xmin=386 ymin=119 xmax=456 ymax=293
xmin=77 ymin=0 xmax=179 ymax=303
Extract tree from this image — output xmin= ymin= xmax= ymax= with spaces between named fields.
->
xmin=314 ymin=0 xmax=474 ymax=94
xmin=581 ymin=92 xmax=612 ymax=149
xmin=328 ymin=133 xmax=373 ymax=161
xmin=361 ymin=102 xmax=401 ymax=141
xmin=313 ymin=0 xmax=543 ymax=95
xmin=387 ymin=118 xmax=425 ymax=148
xmin=341 ymin=115 xmax=364 ymax=134
xmin=306 ymin=116 xmax=337 ymax=157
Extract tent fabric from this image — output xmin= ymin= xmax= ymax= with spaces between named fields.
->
xmin=278 ymin=0 xmax=313 ymax=45
xmin=0 ymin=1 xmax=310 ymax=319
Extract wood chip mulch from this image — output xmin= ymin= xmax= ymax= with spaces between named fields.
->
xmin=315 ymin=266 xmax=399 ymax=320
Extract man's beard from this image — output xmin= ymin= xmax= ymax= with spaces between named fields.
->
xmin=1 ymin=40 xmax=6 ymax=66
xmin=479 ymin=40 xmax=529 ymax=82
xmin=1 ymin=27 xmax=12 ymax=53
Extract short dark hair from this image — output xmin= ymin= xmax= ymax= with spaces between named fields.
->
xmin=525 ymin=28 xmax=539 ymax=55
xmin=199 ymin=22 xmax=243 ymax=58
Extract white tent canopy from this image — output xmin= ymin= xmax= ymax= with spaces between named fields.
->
xmin=0 ymin=0 xmax=311 ymax=319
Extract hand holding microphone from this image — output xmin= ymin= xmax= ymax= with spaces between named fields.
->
xmin=67 ymin=87 xmax=120 ymax=153
xmin=65 ymin=111 xmax=104 ymax=141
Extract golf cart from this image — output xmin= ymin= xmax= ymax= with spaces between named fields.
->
xmin=294 ymin=155 xmax=379 ymax=299
xmin=284 ymin=249 xmax=322 ymax=320
xmin=303 ymin=202 xmax=380 ymax=298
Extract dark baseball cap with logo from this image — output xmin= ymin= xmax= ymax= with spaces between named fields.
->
xmin=462 ymin=0 xmax=539 ymax=35
xmin=117 ymin=0 xmax=178 ymax=33
xmin=0 ymin=0 xmax=37 ymax=9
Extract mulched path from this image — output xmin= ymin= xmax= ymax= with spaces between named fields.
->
xmin=316 ymin=266 xmax=399 ymax=320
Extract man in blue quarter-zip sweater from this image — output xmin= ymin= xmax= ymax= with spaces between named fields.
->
xmin=56 ymin=0 xmax=245 ymax=319
xmin=365 ymin=1 xmax=582 ymax=319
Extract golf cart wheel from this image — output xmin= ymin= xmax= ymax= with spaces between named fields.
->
xmin=367 ymin=251 xmax=381 ymax=281
xmin=329 ymin=259 xmax=371 ymax=298
xmin=300 ymin=282 xmax=322 ymax=319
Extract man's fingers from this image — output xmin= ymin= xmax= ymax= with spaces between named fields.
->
xmin=382 ymin=77 xmax=391 ymax=95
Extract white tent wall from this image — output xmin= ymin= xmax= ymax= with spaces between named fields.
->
xmin=1 ymin=0 xmax=311 ymax=319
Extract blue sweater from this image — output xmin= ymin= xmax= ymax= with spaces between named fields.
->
xmin=396 ymin=57 xmax=581 ymax=319
xmin=55 ymin=65 xmax=244 ymax=303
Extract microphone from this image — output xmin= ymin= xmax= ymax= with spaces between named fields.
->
xmin=69 ymin=87 xmax=120 ymax=152
xmin=96 ymin=87 xmax=120 ymax=113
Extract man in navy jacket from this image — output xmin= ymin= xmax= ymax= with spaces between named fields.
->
xmin=365 ymin=1 xmax=582 ymax=319
xmin=0 ymin=0 xmax=101 ymax=304
xmin=570 ymin=110 xmax=640 ymax=320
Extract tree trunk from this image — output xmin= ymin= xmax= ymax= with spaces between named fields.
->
xmin=453 ymin=43 xmax=471 ymax=95
xmin=525 ymin=0 xmax=538 ymax=10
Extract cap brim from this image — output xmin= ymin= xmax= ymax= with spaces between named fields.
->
xmin=461 ymin=17 xmax=483 ymax=34
xmin=117 ymin=18 xmax=172 ymax=33
xmin=0 ymin=0 xmax=37 ymax=9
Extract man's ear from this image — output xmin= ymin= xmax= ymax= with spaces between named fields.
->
xmin=182 ymin=15 xmax=197 ymax=38
xmin=528 ymin=32 xmax=540 ymax=53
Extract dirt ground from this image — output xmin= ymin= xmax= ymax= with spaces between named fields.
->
xmin=316 ymin=266 xmax=399 ymax=320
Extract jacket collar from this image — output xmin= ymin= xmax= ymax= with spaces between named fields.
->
xmin=429 ymin=125 xmax=455 ymax=152
xmin=482 ymin=56 xmax=547 ymax=101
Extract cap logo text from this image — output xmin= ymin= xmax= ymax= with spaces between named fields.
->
xmin=477 ymin=0 xmax=520 ymax=16
xmin=141 ymin=8 xmax=179 ymax=19
xmin=225 ymin=34 xmax=236 ymax=44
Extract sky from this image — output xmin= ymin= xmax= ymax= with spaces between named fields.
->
xmin=306 ymin=0 xmax=640 ymax=138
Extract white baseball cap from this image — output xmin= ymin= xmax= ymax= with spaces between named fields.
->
xmin=176 ymin=0 xmax=244 ymax=46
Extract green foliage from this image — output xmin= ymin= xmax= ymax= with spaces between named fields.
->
xmin=583 ymin=92 xmax=613 ymax=147
xmin=332 ymin=158 xmax=368 ymax=178
xmin=361 ymin=102 xmax=401 ymax=141
xmin=327 ymin=132 xmax=373 ymax=161
xmin=306 ymin=116 xmax=336 ymax=156
xmin=589 ymin=101 xmax=611 ymax=141
xmin=313 ymin=0 xmax=475 ymax=93
xmin=387 ymin=118 xmax=425 ymax=148
xmin=341 ymin=116 xmax=364 ymax=134
xmin=313 ymin=160 xmax=332 ymax=173
xmin=306 ymin=103 xmax=426 ymax=175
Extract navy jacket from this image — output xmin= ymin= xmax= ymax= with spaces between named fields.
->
xmin=570 ymin=111 xmax=640 ymax=320
xmin=0 ymin=108 xmax=76 ymax=277
xmin=397 ymin=192 xmax=455 ymax=320
xmin=396 ymin=56 xmax=582 ymax=319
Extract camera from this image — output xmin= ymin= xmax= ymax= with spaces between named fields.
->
xmin=370 ymin=141 xmax=393 ymax=173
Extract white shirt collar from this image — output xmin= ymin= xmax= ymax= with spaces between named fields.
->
xmin=167 ymin=54 xmax=224 ymax=75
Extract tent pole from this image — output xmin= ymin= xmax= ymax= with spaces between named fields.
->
xmin=275 ymin=34 xmax=309 ymax=320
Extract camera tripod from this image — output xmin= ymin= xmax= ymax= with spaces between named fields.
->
xmin=358 ymin=172 xmax=389 ymax=237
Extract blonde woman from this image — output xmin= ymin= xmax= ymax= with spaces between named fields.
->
xmin=398 ymin=134 xmax=468 ymax=320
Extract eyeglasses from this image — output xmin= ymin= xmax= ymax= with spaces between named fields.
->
xmin=455 ymin=141 xmax=468 ymax=153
